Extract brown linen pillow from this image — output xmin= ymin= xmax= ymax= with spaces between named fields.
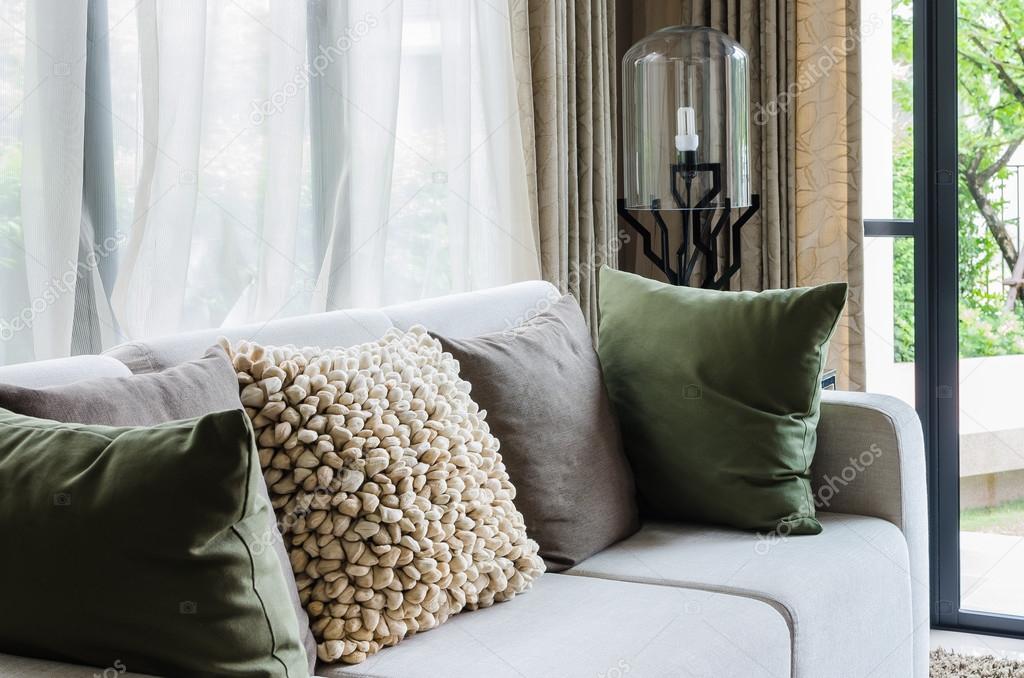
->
xmin=0 ymin=346 xmax=318 ymax=675
xmin=434 ymin=295 xmax=639 ymax=571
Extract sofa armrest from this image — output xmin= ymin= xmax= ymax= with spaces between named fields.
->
xmin=813 ymin=390 xmax=929 ymax=676
xmin=814 ymin=391 xmax=926 ymax=531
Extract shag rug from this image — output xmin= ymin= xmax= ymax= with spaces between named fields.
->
xmin=931 ymin=648 xmax=1024 ymax=677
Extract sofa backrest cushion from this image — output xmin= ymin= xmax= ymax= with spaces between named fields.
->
xmin=0 ymin=355 xmax=131 ymax=388
xmin=104 ymin=280 xmax=559 ymax=374
xmin=106 ymin=309 xmax=395 ymax=374
xmin=383 ymin=281 xmax=560 ymax=338
xmin=0 ymin=347 xmax=240 ymax=426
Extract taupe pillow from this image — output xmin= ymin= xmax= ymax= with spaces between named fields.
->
xmin=0 ymin=346 xmax=318 ymax=674
xmin=0 ymin=347 xmax=241 ymax=426
xmin=435 ymin=295 xmax=639 ymax=571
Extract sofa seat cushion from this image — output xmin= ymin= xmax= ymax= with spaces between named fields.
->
xmin=565 ymin=513 xmax=915 ymax=678
xmin=0 ymin=653 xmax=158 ymax=677
xmin=318 ymin=572 xmax=790 ymax=678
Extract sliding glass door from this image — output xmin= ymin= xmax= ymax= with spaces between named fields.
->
xmin=953 ymin=0 xmax=1024 ymax=624
xmin=864 ymin=0 xmax=1024 ymax=636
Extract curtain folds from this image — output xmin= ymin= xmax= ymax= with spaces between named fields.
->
xmin=617 ymin=0 xmax=865 ymax=390
xmin=793 ymin=1 xmax=865 ymax=391
xmin=510 ymin=0 xmax=618 ymax=329
xmin=111 ymin=0 xmax=209 ymax=339
xmin=306 ymin=0 xmax=402 ymax=312
xmin=2 ymin=0 xmax=863 ymax=388
xmin=107 ymin=0 xmax=539 ymax=340
xmin=15 ymin=1 xmax=91 ymax=361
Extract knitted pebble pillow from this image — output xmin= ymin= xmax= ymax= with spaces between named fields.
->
xmin=221 ymin=327 xmax=544 ymax=665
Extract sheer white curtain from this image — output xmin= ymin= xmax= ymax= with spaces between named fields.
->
xmin=110 ymin=0 xmax=317 ymax=338
xmin=436 ymin=2 xmax=539 ymax=296
xmin=110 ymin=0 xmax=539 ymax=339
xmin=0 ymin=1 xmax=102 ymax=364
xmin=303 ymin=0 xmax=540 ymax=311
xmin=0 ymin=0 xmax=539 ymax=363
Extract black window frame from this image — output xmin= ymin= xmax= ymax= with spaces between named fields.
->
xmin=869 ymin=0 xmax=1024 ymax=638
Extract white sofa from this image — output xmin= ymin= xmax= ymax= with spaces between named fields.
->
xmin=0 ymin=280 xmax=929 ymax=678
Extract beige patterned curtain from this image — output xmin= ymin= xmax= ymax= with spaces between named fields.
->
xmin=509 ymin=0 xmax=618 ymax=329
xmin=617 ymin=1 xmax=865 ymax=390
xmin=793 ymin=2 xmax=864 ymax=391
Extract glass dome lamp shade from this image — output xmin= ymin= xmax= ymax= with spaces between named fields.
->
xmin=622 ymin=26 xmax=752 ymax=211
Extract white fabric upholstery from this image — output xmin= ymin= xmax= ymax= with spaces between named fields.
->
xmin=382 ymin=280 xmax=560 ymax=338
xmin=816 ymin=391 xmax=929 ymax=678
xmin=103 ymin=280 xmax=560 ymax=373
xmin=0 ymin=355 xmax=131 ymax=388
xmin=318 ymin=573 xmax=791 ymax=678
xmin=103 ymin=309 xmax=393 ymax=373
xmin=565 ymin=513 xmax=914 ymax=678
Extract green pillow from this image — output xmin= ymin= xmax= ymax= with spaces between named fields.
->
xmin=597 ymin=267 xmax=847 ymax=535
xmin=0 ymin=408 xmax=309 ymax=678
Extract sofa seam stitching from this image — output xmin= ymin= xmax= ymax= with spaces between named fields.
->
xmin=562 ymin=570 xmax=797 ymax=678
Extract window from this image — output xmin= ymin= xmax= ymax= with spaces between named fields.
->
xmin=862 ymin=0 xmax=915 ymax=403
xmin=892 ymin=0 xmax=1024 ymax=637
xmin=0 ymin=0 xmax=537 ymax=363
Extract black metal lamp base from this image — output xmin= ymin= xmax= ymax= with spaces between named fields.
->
xmin=617 ymin=159 xmax=760 ymax=289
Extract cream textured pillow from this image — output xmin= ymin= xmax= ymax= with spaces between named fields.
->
xmin=222 ymin=327 xmax=544 ymax=665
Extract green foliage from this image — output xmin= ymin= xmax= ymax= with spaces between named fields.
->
xmin=890 ymin=0 xmax=1024 ymax=360
xmin=961 ymin=497 xmax=1024 ymax=536
xmin=891 ymin=4 xmax=915 ymax=361
xmin=957 ymin=192 xmax=1004 ymax=313
xmin=893 ymin=237 xmax=915 ymax=362
xmin=959 ymin=307 xmax=1024 ymax=356
xmin=0 ymin=146 xmax=23 ymax=271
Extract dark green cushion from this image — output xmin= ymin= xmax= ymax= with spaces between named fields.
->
xmin=597 ymin=267 xmax=847 ymax=535
xmin=0 ymin=408 xmax=309 ymax=678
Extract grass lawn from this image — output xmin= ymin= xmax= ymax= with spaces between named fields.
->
xmin=961 ymin=499 xmax=1024 ymax=536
